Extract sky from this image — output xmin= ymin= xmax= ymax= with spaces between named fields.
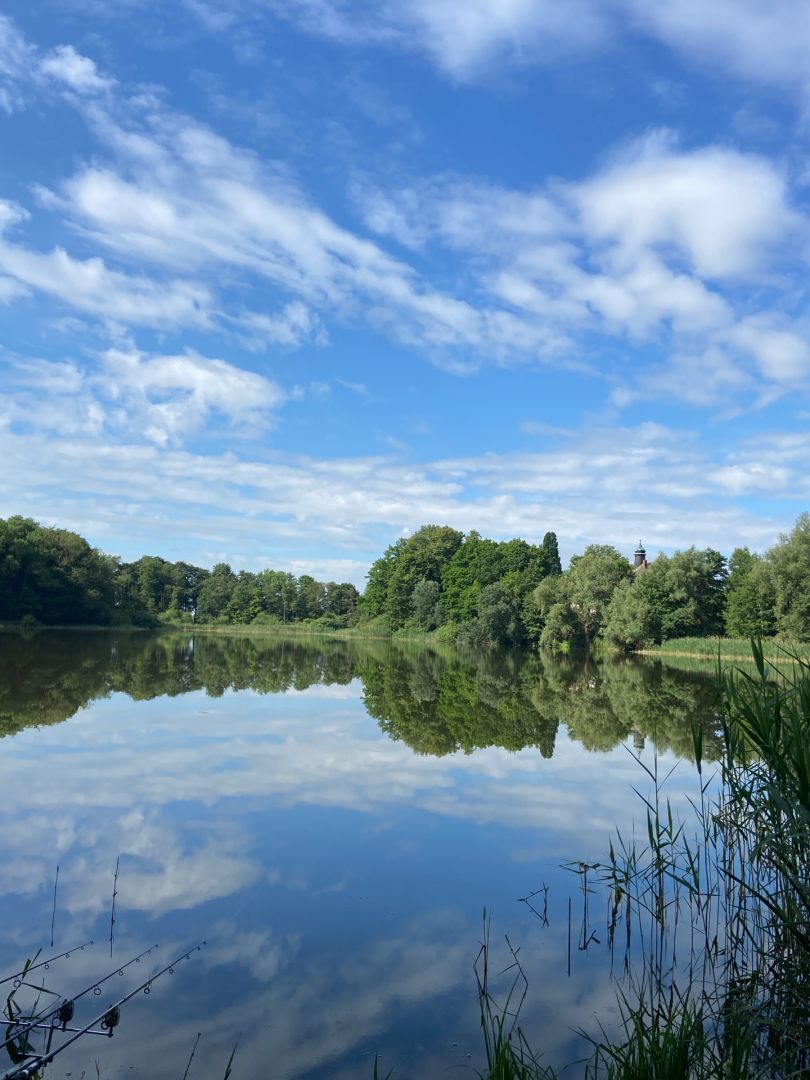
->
xmin=1 ymin=1 xmax=810 ymax=586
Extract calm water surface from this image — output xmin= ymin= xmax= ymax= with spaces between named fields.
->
xmin=0 ymin=632 xmax=720 ymax=1078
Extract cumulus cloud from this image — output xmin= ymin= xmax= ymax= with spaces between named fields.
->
xmin=39 ymin=44 xmax=114 ymax=93
xmin=354 ymin=138 xmax=810 ymax=400
xmin=7 ymin=346 xmax=288 ymax=446
xmin=35 ymin=107 xmax=809 ymax=397
xmin=2 ymin=15 xmax=809 ymax=400
xmin=573 ymin=138 xmax=798 ymax=280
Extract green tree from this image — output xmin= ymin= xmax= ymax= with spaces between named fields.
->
xmin=324 ymin=581 xmax=359 ymax=618
xmin=0 ymin=516 xmax=118 ymax=625
xmin=361 ymin=538 xmax=406 ymax=619
xmin=385 ymin=525 xmax=463 ymax=628
xmin=296 ymin=575 xmax=326 ymax=620
xmin=725 ymin=548 xmax=775 ymax=637
xmin=767 ymin=514 xmax=810 ymax=639
xmin=441 ymin=532 xmax=505 ymax=623
xmin=196 ymin=563 xmax=237 ymax=622
xmin=658 ymin=548 xmax=727 ymax=638
xmin=411 ymin=578 xmax=442 ymax=630
xmin=477 ymin=582 xmax=524 ymax=647
xmin=540 ymin=531 xmax=562 ymax=576
xmin=568 ymin=545 xmax=633 ymax=647
xmin=604 ymin=577 xmax=657 ymax=650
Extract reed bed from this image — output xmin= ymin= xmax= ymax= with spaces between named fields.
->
xmin=473 ymin=641 xmax=810 ymax=1078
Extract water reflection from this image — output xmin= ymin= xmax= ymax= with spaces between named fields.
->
xmin=0 ymin=631 xmax=720 ymax=1078
xmin=0 ymin=630 xmax=721 ymax=758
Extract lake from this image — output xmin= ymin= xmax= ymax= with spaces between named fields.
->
xmin=0 ymin=631 xmax=720 ymax=1078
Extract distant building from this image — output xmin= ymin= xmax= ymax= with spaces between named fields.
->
xmin=633 ymin=542 xmax=648 ymax=572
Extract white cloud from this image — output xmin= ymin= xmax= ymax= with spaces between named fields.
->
xmin=0 ymin=275 xmax=29 ymax=303
xmin=232 ymin=301 xmax=328 ymax=348
xmin=612 ymin=347 xmax=753 ymax=408
xmin=268 ymin=0 xmax=810 ymax=94
xmin=2 ymin=17 xmax=808 ymax=398
xmin=353 ymin=141 xmax=809 ymax=399
xmin=0 ymin=102 xmax=563 ymax=365
xmin=0 ymin=237 xmax=214 ymax=328
xmin=0 ymin=416 xmax=798 ymax=582
xmin=627 ymin=0 xmax=810 ymax=94
xmin=731 ymin=315 xmax=810 ymax=383
xmin=7 ymin=346 xmax=288 ymax=446
xmin=574 ymin=138 xmax=798 ymax=279
xmin=266 ymin=0 xmax=608 ymax=80
xmin=0 ymin=16 xmax=35 ymax=112
xmin=39 ymin=44 xmax=114 ymax=93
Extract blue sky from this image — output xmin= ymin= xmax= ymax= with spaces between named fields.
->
xmin=1 ymin=1 xmax=809 ymax=585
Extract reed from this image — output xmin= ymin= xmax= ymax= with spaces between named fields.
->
xmin=458 ymin=640 xmax=810 ymax=1079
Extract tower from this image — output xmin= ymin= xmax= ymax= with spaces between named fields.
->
xmin=634 ymin=542 xmax=647 ymax=569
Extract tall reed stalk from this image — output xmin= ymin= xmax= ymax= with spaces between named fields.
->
xmin=468 ymin=642 xmax=810 ymax=1079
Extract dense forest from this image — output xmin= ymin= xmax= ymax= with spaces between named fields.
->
xmin=358 ymin=516 xmax=810 ymax=649
xmin=0 ymin=516 xmax=359 ymax=629
xmin=1 ymin=512 xmax=809 ymax=648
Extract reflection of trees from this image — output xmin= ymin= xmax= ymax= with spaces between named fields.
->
xmin=0 ymin=632 xmax=721 ymax=761
xmin=537 ymin=656 xmax=721 ymax=760
xmin=0 ymin=632 xmax=374 ymax=736
xmin=0 ymin=632 xmax=112 ymax=735
xmin=360 ymin=648 xmax=559 ymax=757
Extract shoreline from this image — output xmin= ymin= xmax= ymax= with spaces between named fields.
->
xmin=3 ymin=622 xmax=807 ymax=663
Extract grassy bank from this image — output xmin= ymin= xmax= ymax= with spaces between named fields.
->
xmin=639 ymin=634 xmax=810 ymax=661
xmin=157 ymin=615 xmax=443 ymax=643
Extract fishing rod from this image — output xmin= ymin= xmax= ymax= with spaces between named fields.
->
xmin=0 ymin=941 xmax=95 ymax=989
xmin=0 ymin=941 xmax=206 ymax=1080
xmin=0 ymin=943 xmax=158 ymax=1054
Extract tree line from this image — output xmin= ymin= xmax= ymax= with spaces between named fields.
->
xmin=535 ymin=515 xmax=810 ymax=651
xmin=358 ymin=515 xmax=810 ymax=649
xmin=3 ymin=511 xmax=809 ymax=646
xmin=0 ymin=516 xmax=359 ymax=628
xmin=360 ymin=525 xmax=562 ymax=646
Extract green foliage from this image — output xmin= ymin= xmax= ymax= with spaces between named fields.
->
xmin=477 ymin=582 xmax=524 ymax=648
xmin=529 ymin=545 xmax=631 ymax=649
xmin=457 ymin=582 xmax=526 ymax=649
xmin=568 ymin=545 xmax=633 ymax=645
xmin=604 ymin=548 xmax=728 ymax=650
xmin=411 ymin=577 xmax=443 ymax=630
xmin=360 ymin=526 xmax=560 ymax=640
xmin=602 ymin=578 xmax=655 ymax=650
xmin=766 ymin=512 xmax=810 ymax=639
xmin=539 ymin=602 xmax=579 ymax=650
xmin=0 ymin=515 xmax=358 ymax=629
xmin=385 ymin=525 xmax=463 ymax=627
xmin=540 ymin=531 xmax=562 ymax=576
xmin=441 ymin=531 xmax=503 ymax=623
xmin=725 ymin=547 xmax=776 ymax=637
xmin=0 ymin=515 xmax=119 ymax=625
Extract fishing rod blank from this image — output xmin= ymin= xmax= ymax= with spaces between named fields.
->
xmin=0 ymin=943 xmax=158 ymax=1054
xmin=0 ymin=941 xmax=95 ymax=989
xmin=0 ymin=941 xmax=207 ymax=1080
